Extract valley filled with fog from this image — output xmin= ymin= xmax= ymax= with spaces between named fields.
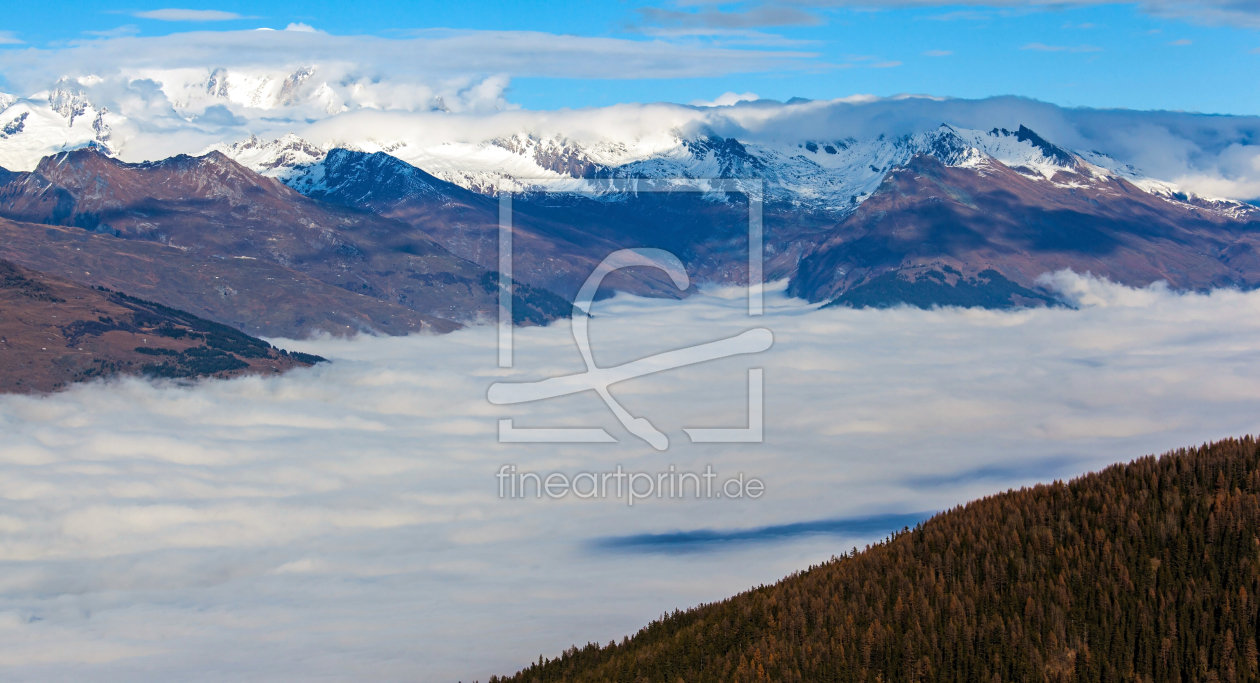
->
xmin=1 ymin=274 xmax=1259 ymax=681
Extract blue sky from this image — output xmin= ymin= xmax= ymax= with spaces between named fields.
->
xmin=0 ymin=1 xmax=1257 ymax=114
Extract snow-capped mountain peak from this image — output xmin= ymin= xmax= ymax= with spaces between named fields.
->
xmin=0 ymin=89 xmax=118 ymax=171
xmin=156 ymin=65 xmax=348 ymax=116
xmin=0 ymin=85 xmax=1248 ymax=224
xmin=48 ymin=78 xmax=95 ymax=126
xmin=209 ymin=133 xmax=328 ymax=171
xmin=206 ymin=121 xmax=1253 ymax=220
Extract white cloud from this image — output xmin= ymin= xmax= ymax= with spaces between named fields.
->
xmin=1141 ymin=0 xmax=1260 ymax=27
xmin=0 ymin=30 xmax=814 ymax=93
xmin=83 ymin=26 xmax=142 ymax=38
xmin=779 ymin=0 xmax=1260 ymax=29
xmin=133 ymin=9 xmax=247 ymax=21
xmin=0 ymin=28 xmax=815 ymax=163
xmin=1170 ymin=38 xmax=1193 ymax=45
xmin=634 ymin=25 xmax=819 ymax=47
xmin=690 ymin=91 xmax=760 ymax=106
xmin=635 ymin=4 xmax=824 ymax=29
xmin=1169 ymin=173 xmax=1260 ymax=200
xmin=922 ymin=49 xmax=953 ymax=56
xmin=0 ymin=31 xmax=22 ymax=45
xmin=3 ymin=276 xmax=1260 ymax=679
xmin=283 ymin=23 xmax=320 ymax=33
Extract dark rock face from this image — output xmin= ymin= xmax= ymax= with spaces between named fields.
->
xmin=680 ymin=136 xmax=766 ymax=177
xmin=1011 ymin=124 xmax=1078 ymax=169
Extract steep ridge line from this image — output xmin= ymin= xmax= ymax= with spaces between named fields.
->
xmin=495 ymin=436 xmax=1260 ymax=683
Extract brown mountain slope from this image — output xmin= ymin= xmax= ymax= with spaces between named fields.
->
xmin=302 ymin=149 xmax=687 ymax=300
xmin=0 ymin=259 xmax=321 ymax=393
xmin=0 ymin=148 xmax=569 ymax=332
xmin=0 ymin=217 xmax=457 ymax=338
xmin=300 ymin=149 xmax=845 ymax=300
xmin=496 ymin=436 xmax=1260 ymax=683
xmin=790 ymin=154 xmax=1260 ymax=306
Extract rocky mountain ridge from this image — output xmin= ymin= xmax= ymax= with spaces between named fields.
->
xmin=0 ymin=122 xmax=1257 ymax=333
xmin=211 ymin=126 xmax=1260 ymax=309
xmin=210 ymin=124 xmax=1256 ymax=225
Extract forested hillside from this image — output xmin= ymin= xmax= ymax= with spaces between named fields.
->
xmin=496 ymin=436 xmax=1260 ymax=683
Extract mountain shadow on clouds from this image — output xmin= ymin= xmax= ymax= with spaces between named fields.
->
xmin=899 ymin=455 xmax=1086 ymax=489
xmin=589 ymin=513 xmax=933 ymax=555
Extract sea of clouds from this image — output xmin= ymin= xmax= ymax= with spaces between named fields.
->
xmin=2 ymin=274 xmax=1260 ymax=681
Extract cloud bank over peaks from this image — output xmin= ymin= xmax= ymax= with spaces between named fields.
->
xmin=0 ymin=27 xmax=818 ymax=167
xmin=136 ymin=64 xmax=513 ymax=117
xmin=0 ymin=29 xmax=1257 ymax=203
xmin=207 ymin=95 xmax=1260 ymax=206
xmin=691 ymin=91 xmax=762 ymax=106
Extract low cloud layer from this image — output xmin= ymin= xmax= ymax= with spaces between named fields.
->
xmin=1 ymin=274 xmax=1260 ymax=680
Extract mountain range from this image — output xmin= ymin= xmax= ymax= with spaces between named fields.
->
xmin=215 ymin=122 xmax=1260 ymax=307
xmin=1 ymin=85 xmax=1259 ymax=382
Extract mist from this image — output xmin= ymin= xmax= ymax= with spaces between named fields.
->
xmin=1 ymin=274 xmax=1259 ymax=680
